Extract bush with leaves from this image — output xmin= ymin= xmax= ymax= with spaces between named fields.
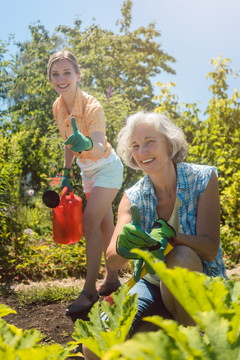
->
xmin=154 ymin=57 xmax=240 ymax=262
xmin=187 ymin=56 xmax=240 ymax=259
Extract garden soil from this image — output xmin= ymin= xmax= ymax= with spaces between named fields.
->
xmin=0 ymin=267 xmax=239 ymax=358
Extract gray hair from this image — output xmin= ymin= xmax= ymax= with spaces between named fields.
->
xmin=117 ymin=111 xmax=188 ymax=170
xmin=47 ymin=50 xmax=81 ymax=80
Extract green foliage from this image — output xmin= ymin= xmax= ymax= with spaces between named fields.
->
xmin=102 ymin=252 xmax=240 ymax=359
xmin=57 ymin=0 xmax=175 ymax=111
xmin=45 ymin=252 xmax=239 ymax=360
xmin=153 ymin=81 xmax=201 ymax=145
xmin=105 ymin=314 xmax=240 ymax=360
xmin=0 ymin=23 xmax=64 ymax=195
xmin=1 ymin=236 xmax=87 ymax=283
xmin=71 ymin=284 xmax=138 ymax=359
xmin=0 ymin=37 xmax=15 ymax=110
xmin=0 ymin=310 xmax=74 ymax=359
xmin=6 ymin=23 xmax=59 ymax=133
xmin=0 ymin=305 xmax=16 ymax=318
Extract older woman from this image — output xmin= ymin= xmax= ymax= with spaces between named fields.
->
xmin=82 ymin=111 xmax=227 ymax=360
xmin=107 ymin=111 xmax=227 ymax=329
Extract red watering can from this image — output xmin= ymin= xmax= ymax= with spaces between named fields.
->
xmin=43 ymin=187 xmax=83 ymax=244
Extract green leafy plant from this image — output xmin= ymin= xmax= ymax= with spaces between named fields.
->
xmin=70 ymin=251 xmax=240 ymax=360
xmin=103 ymin=251 xmax=240 ymax=359
xmin=0 ymin=304 xmax=75 ymax=359
xmin=69 ymin=284 xmax=138 ymax=359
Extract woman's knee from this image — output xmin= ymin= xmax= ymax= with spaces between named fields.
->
xmin=166 ymin=245 xmax=203 ymax=272
xmin=82 ymin=212 xmax=101 ymax=235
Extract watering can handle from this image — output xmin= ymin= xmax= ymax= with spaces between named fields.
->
xmin=60 ymin=187 xmax=74 ymax=203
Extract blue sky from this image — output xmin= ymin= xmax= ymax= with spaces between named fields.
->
xmin=1 ymin=0 xmax=240 ymax=120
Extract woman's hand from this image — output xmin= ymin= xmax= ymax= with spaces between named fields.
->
xmin=64 ymin=117 xmax=93 ymax=153
xmin=116 ymin=204 xmax=162 ymax=259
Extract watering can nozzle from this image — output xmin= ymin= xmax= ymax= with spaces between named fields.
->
xmin=42 ymin=190 xmax=60 ymax=208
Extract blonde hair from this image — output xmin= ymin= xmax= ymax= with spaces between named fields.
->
xmin=47 ymin=50 xmax=81 ymax=80
xmin=117 ymin=111 xmax=188 ymax=170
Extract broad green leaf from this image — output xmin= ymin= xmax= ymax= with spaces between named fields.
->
xmin=0 ymin=344 xmax=16 ymax=360
xmin=195 ymin=311 xmax=240 ymax=359
xmin=0 ymin=319 xmax=42 ymax=349
xmin=144 ymin=316 xmax=203 ymax=358
xmin=14 ymin=329 xmax=43 ymax=349
xmin=16 ymin=344 xmax=68 ymax=360
xmin=225 ymin=303 xmax=240 ymax=343
xmin=72 ymin=284 xmax=138 ymax=358
xmin=103 ymin=330 xmax=186 ymax=360
xmin=0 ymin=319 xmax=23 ymax=347
xmin=0 ymin=304 xmax=16 ymax=318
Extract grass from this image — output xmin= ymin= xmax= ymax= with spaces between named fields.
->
xmin=14 ymin=278 xmax=85 ymax=305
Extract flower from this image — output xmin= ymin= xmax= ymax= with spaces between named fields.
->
xmin=28 ymin=189 xmax=34 ymax=196
xmin=24 ymin=228 xmax=34 ymax=236
xmin=107 ymin=85 xmax=113 ymax=103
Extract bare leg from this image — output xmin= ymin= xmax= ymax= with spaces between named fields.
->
xmin=70 ymin=187 xmax=118 ymax=308
xmin=161 ymin=245 xmax=203 ymax=326
xmin=99 ymin=207 xmax=119 ymax=282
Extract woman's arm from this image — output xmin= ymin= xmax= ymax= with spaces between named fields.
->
xmin=88 ymin=131 xmax=105 ymax=159
xmin=176 ymin=171 xmax=220 ymax=262
xmin=106 ymin=193 xmax=132 ymax=270
xmin=63 ymin=145 xmax=75 ymax=168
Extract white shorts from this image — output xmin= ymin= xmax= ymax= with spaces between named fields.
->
xmin=80 ymin=156 xmax=123 ymax=194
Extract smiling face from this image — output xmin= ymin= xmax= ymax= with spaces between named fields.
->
xmin=49 ymin=59 xmax=81 ymax=97
xmin=130 ymin=121 xmax=172 ymax=175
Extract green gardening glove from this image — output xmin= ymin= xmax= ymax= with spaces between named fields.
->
xmin=64 ymin=117 xmax=93 ymax=153
xmin=116 ymin=204 xmax=161 ymax=259
xmin=61 ymin=168 xmax=73 ymax=192
xmin=116 ymin=204 xmax=162 ymax=282
xmin=145 ymin=218 xmax=176 ymax=275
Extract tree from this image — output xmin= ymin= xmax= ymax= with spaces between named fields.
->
xmin=56 ymin=0 xmax=176 ymax=112
xmin=5 ymin=23 xmax=61 ymax=134
xmin=0 ymin=37 xmax=14 ymax=116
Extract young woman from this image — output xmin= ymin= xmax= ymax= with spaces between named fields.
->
xmin=48 ymin=50 xmax=123 ymax=317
